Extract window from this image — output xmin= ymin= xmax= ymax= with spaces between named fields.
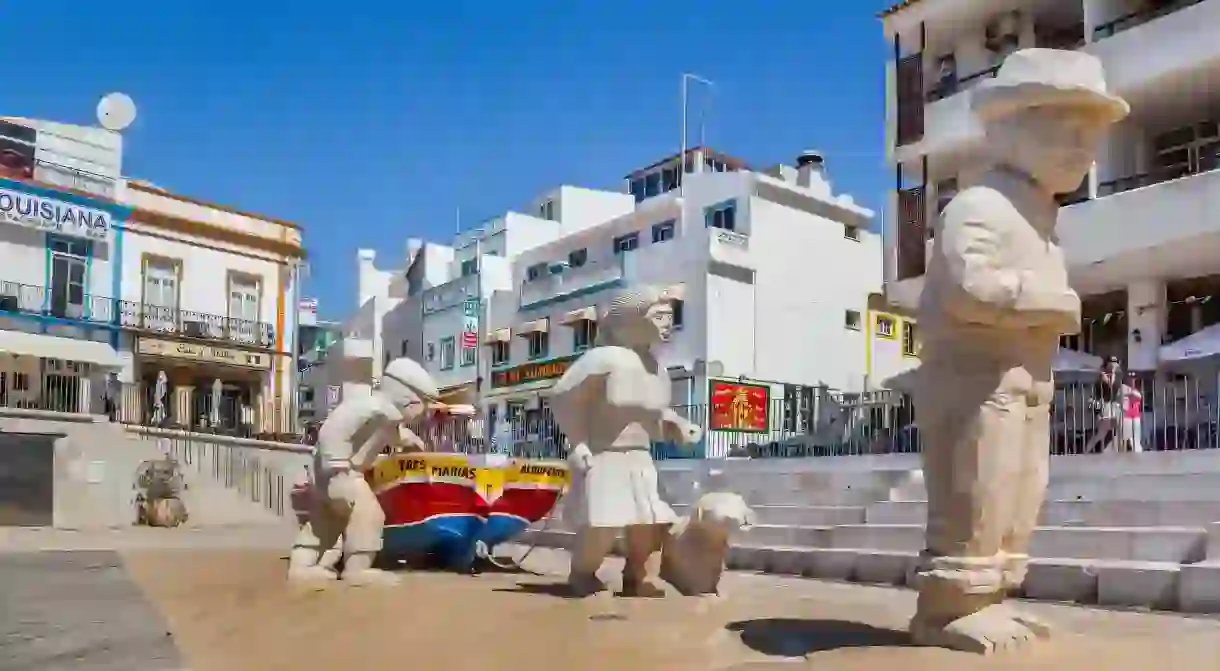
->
xmin=661 ymin=167 xmax=680 ymax=192
xmin=426 ymin=342 xmax=435 ymax=361
xmin=652 ymin=220 xmax=676 ymax=243
xmin=644 ymin=172 xmax=660 ymax=198
xmin=935 ymin=178 xmax=959 ymax=214
xmin=439 ymin=337 xmax=456 ymax=370
xmin=460 ymin=343 xmax=476 ymax=367
xmin=902 ymin=321 xmax=919 ymax=356
xmin=528 ymin=331 xmax=548 ymax=359
xmin=573 ymin=320 xmax=598 ymax=350
xmin=630 ymin=178 xmax=646 ymax=203
xmin=460 ymin=258 xmax=478 ymax=277
xmin=491 ymin=341 xmax=510 ymax=366
xmin=843 ymin=224 xmax=860 ymax=241
xmin=875 ymin=315 xmax=896 ymax=339
xmin=49 ymin=236 xmax=90 ymax=320
xmin=705 ymin=201 xmax=737 ymax=231
xmin=227 ymin=274 xmax=260 ymax=342
xmin=672 ymin=299 xmax=684 ymax=329
xmin=613 ymin=232 xmax=639 ymax=254
xmin=568 ymin=248 xmax=587 ymax=268
xmin=400 ymin=339 xmax=410 ymax=356
xmin=142 ymin=257 xmax=178 ymax=329
xmin=526 ymin=263 xmax=547 ymax=281
xmin=539 ymin=199 xmax=555 ymax=221
xmin=845 ymin=310 xmax=861 ymax=330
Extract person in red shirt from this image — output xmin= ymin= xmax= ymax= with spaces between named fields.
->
xmin=1120 ymin=372 xmax=1144 ymax=453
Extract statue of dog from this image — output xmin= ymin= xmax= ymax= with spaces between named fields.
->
xmin=659 ymin=490 xmax=755 ymax=597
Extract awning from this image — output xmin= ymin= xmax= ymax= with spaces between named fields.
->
xmin=0 ymin=331 xmax=121 ymax=368
xmin=484 ymin=328 xmax=510 ymax=344
xmin=561 ymin=306 xmax=598 ymax=325
xmin=516 ymin=318 xmax=549 ymax=336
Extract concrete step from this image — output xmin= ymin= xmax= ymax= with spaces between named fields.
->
xmin=658 ymin=468 xmax=922 ymax=507
xmin=822 ymin=523 xmax=1207 ymax=563
xmin=1046 ymin=473 xmax=1220 ymax=502
xmin=519 ymin=528 xmax=1212 ymax=613
xmin=670 ymin=503 xmax=867 ymax=527
xmin=867 ymin=499 xmax=1220 ymax=527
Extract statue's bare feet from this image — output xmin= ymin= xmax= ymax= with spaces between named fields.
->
xmin=909 ymin=603 xmax=1042 ymax=655
xmin=621 ymin=579 xmax=667 ymax=598
xmin=568 ymin=573 xmax=608 ymax=598
xmin=341 ymin=567 xmax=401 ymax=587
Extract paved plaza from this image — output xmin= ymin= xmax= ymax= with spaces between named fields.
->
xmin=2 ymin=526 xmax=1218 ymax=670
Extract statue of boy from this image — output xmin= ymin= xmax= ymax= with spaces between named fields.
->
xmin=549 ymin=286 xmax=703 ymax=597
xmin=288 ymin=357 xmax=439 ymax=587
xmin=910 ymin=49 xmax=1127 ymax=654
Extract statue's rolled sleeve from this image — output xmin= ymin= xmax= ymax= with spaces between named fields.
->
xmin=942 ymin=216 xmax=1024 ymax=320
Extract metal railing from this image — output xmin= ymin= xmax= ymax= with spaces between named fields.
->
xmin=1098 ymin=150 xmax=1220 ymax=198
xmin=0 ymin=280 xmax=117 ymax=324
xmin=0 ymin=282 xmax=275 ymax=348
xmin=0 ymin=366 xmax=103 ymax=415
xmin=373 ymin=376 xmax=1220 ymax=460
xmin=153 ymin=433 xmax=293 ymax=517
xmin=114 ymin=382 xmax=300 ymax=443
xmin=116 ymin=300 xmax=274 ymax=347
xmin=1093 ymin=0 xmax=1207 ymax=40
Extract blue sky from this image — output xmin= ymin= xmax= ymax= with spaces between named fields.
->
xmin=6 ymin=1 xmax=892 ymax=319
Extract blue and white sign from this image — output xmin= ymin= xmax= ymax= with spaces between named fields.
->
xmin=0 ymin=186 xmax=113 ymax=240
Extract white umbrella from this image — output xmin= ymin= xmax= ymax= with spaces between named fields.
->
xmin=1159 ymin=323 xmax=1220 ymax=363
xmin=1053 ymin=348 xmax=1103 ymax=373
xmin=210 ymin=379 xmax=222 ymax=427
xmin=152 ymin=370 xmax=168 ymax=425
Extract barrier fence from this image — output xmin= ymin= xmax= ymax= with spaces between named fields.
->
xmin=407 ymin=375 xmax=1220 ymax=460
xmin=12 ymin=371 xmax=1211 ymax=463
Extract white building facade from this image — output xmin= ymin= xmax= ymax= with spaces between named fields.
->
xmin=883 ymin=0 xmax=1220 ymax=373
xmin=0 ymin=117 xmax=130 ymax=412
xmin=481 ymin=148 xmax=884 ymax=456
xmin=115 ymin=180 xmax=304 ymax=434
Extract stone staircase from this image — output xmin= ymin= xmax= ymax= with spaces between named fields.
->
xmin=0 ymin=415 xmax=302 ymax=530
xmin=523 ymin=451 xmax=1220 ymax=614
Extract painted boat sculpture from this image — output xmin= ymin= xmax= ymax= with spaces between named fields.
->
xmin=368 ymin=452 xmax=570 ymax=568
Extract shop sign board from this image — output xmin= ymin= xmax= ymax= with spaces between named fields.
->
xmin=137 ymin=337 xmax=271 ymax=370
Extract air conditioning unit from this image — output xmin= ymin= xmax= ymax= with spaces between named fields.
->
xmin=182 ymin=320 xmax=212 ymax=339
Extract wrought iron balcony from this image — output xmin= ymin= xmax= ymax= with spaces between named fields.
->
xmin=116 ymin=300 xmax=275 ymax=348
xmin=0 ymin=280 xmax=117 ymax=324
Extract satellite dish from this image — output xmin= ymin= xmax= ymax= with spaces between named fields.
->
xmin=96 ymin=93 xmax=137 ymax=131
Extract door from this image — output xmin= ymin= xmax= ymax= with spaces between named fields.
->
xmin=48 ymin=237 xmax=89 ymax=320
xmin=143 ymin=260 xmax=179 ymax=332
xmin=0 ymin=432 xmax=56 ymax=526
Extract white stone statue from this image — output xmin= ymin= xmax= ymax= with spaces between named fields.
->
xmin=659 ymin=487 xmax=754 ymax=598
xmin=288 ymin=357 xmax=439 ymax=587
xmin=908 ymin=49 xmax=1127 ymax=654
xmin=549 ymin=286 xmax=703 ymax=597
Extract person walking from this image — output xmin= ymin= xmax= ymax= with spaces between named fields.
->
xmin=1084 ymin=357 xmax=1123 ymax=454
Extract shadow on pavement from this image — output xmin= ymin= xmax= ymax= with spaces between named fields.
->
xmin=726 ymin=618 xmax=912 ymax=657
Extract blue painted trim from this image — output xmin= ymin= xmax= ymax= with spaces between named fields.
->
xmin=110 ymin=222 xmax=124 ymax=349
xmin=0 ymin=309 xmax=119 ymax=331
xmin=42 ymin=234 xmax=51 ymax=315
xmin=518 ymin=277 xmax=624 ymax=312
xmin=0 ymin=177 xmax=132 ymax=219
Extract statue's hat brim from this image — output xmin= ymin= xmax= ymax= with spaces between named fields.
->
xmin=972 ymin=80 xmax=1130 ymax=124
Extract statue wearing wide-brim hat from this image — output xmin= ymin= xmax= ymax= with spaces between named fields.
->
xmin=904 ymin=48 xmax=1129 ymax=655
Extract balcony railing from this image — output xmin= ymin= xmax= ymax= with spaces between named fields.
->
xmin=0 ymin=280 xmax=116 ymax=324
xmin=518 ymin=255 xmax=626 ymax=309
xmin=1093 ymin=0 xmax=1208 ymax=40
xmin=422 ymin=274 xmax=479 ymax=314
xmin=925 ymin=64 xmax=1000 ymax=103
xmin=1098 ymin=150 xmax=1220 ymax=198
xmin=116 ymin=300 xmax=275 ymax=348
